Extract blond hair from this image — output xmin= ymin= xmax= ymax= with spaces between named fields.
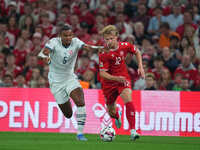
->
xmin=99 ymin=25 xmax=119 ymax=36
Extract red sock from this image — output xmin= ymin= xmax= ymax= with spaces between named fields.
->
xmin=125 ymin=102 xmax=135 ymax=129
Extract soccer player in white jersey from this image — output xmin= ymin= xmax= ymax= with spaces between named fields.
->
xmin=34 ymin=25 xmax=102 ymax=141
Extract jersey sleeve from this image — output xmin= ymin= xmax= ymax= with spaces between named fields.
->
xmin=74 ymin=38 xmax=85 ymax=50
xmin=99 ymin=53 xmax=109 ymax=72
xmin=45 ymin=38 xmax=56 ymax=51
xmin=126 ymin=42 xmax=139 ymax=54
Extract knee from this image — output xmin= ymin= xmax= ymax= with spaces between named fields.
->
xmin=76 ymin=98 xmax=85 ymax=107
xmin=64 ymin=112 xmax=73 ymax=118
xmin=70 ymin=88 xmax=85 ymax=107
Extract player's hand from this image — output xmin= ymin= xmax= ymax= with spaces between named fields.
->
xmin=44 ymin=57 xmax=51 ymax=64
xmin=115 ymin=76 xmax=127 ymax=85
xmin=98 ymin=47 xmax=110 ymax=53
xmin=138 ymin=67 xmax=145 ymax=79
xmin=98 ymin=48 xmax=105 ymax=53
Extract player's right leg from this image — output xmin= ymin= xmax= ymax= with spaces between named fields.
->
xmin=70 ymin=87 xmax=87 ymax=141
xmin=50 ymin=83 xmax=73 ymax=118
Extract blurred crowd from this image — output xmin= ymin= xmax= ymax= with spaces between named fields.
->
xmin=0 ymin=0 xmax=200 ymax=91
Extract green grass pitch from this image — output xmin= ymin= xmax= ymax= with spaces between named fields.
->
xmin=0 ymin=132 xmax=200 ymax=150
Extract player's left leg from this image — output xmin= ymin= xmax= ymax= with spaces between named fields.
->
xmin=104 ymin=89 xmax=122 ymax=128
xmin=70 ymin=87 xmax=87 ymax=141
xmin=120 ymin=88 xmax=139 ymax=141
xmin=58 ymin=101 xmax=73 ymax=118
xmin=106 ymin=103 xmax=122 ymax=129
xmin=106 ymin=103 xmax=118 ymax=119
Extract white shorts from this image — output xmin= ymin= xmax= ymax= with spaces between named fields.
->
xmin=49 ymin=78 xmax=82 ymax=104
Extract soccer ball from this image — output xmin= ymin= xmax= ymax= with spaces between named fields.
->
xmin=100 ymin=126 xmax=116 ymax=142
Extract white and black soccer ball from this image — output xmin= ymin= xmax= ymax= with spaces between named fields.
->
xmin=100 ymin=126 xmax=116 ymax=142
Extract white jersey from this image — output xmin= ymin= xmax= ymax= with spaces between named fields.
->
xmin=45 ymin=37 xmax=84 ymax=83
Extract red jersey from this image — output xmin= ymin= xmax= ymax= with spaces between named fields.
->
xmin=99 ymin=42 xmax=138 ymax=86
xmin=176 ymin=23 xmax=198 ymax=38
xmin=13 ymin=49 xmax=27 ymax=66
xmin=4 ymin=65 xmax=23 ymax=78
xmin=39 ymin=23 xmax=55 ymax=37
xmin=174 ymin=65 xmax=198 ymax=82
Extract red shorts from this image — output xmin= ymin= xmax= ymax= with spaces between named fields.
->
xmin=102 ymin=80 xmax=131 ymax=105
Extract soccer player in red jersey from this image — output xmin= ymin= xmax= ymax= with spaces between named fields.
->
xmin=99 ymin=25 xmax=145 ymax=141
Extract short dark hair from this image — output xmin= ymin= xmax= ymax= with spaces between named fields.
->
xmin=62 ymin=4 xmax=70 ymax=9
xmin=154 ymin=56 xmax=164 ymax=62
xmin=80 ymin=21 xmax=89 ymax=29
xmin=146 ymin=73 xmax=155 ymax=80
xmin=60 ymin=24 xmax=72 ymax=33
xmin=155 ymin=6 xmax=162 ymax=11
xmin=160 ymin=22 xmax=170 ymax=29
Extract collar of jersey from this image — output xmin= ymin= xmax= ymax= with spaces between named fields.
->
xmin=59 ymin=37 xmax=70 ymax=49
xmin=110 ymin=43 xmax=119 ymax=51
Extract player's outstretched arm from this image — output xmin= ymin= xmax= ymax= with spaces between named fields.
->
xmin=99 ymin=71 xmax=127 ymax=84
xmin=135 ymin=50 xmax=145 ymax=79
xmin=82 ymin=45 xmax=104 ymax=52
xmin=36 ymin=48 xmax=51 ymax=64
xmin=31 ymin=47 xmax=49 ymax=57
